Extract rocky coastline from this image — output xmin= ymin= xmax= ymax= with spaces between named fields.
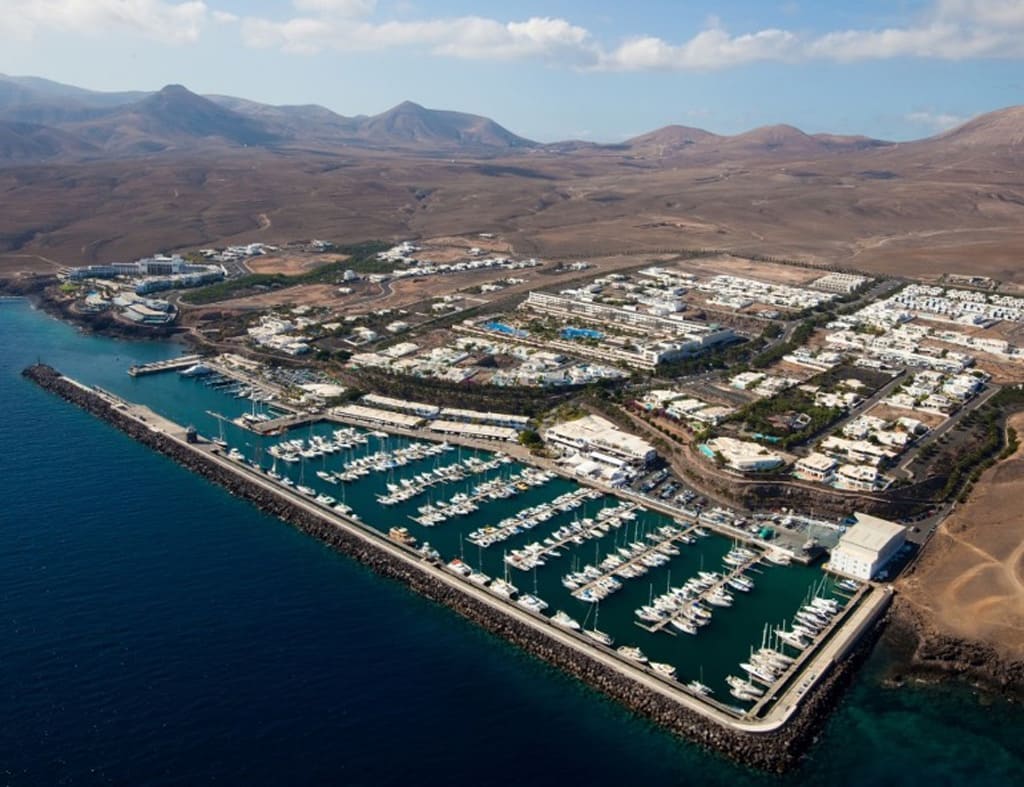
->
xmin=882 ymin=598 xmax=1024 ymax=698
xmin=22 ymin=362 xmax=892 ymax=773
xmin=0 ymin=277 xmax=183 ymax=340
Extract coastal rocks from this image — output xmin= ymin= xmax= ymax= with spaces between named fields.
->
xmin=22 ymin=362 xmax=884 ymax=772
xmin=885 ymin=599 xmax=1024 ymax=697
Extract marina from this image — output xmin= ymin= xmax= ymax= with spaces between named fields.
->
xmin=22 ymin=355 xmax=893 ymax=747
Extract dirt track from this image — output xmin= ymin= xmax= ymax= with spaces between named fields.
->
xmin=898 ymin=411 xmax=1024 ymax=663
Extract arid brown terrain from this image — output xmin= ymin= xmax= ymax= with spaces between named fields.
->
xmin=898 ymin=412 xmax=1024 ymax=666
xmin=1 ymin=75 xmax=1022 ymax=283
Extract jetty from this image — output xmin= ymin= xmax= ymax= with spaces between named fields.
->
xmin=250 ymin=412 xmax=322 ymax=434
xmin=640 ymin=553 xmax=763 ymax=634
xmin=23 ymin=362 xmax=895 ymax=774
xmin=127 ymin=354 xmax=202 ymax=376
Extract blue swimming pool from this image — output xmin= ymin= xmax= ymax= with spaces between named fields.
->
xmin=561 ymin=327 xmax=604 ymax=340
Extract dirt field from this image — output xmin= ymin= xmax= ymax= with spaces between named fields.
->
xmin=178 ymin=252 xmax=673 ymax=319
xmin=865 ymin=403 xmax=946 ymax=429
xmin=0 ymin=255 xmax=65 ymax=275
xmin=669 ymin=254 xmax=824 ymax=286
xmin=898 ymin=411 xmax=1024 ymax=662
xmin=417 ymin=235 xmax=512 ymax=263
xmin=246 ymin=253 xmax=347 ymax=276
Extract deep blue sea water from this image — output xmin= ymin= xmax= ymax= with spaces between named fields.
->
xmin=0 ymin=300 xmax=1021 ymax=786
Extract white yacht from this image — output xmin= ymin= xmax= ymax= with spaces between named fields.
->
xmin=516 ymin=594 xmax=549 ymax=613
xmin=650 ymin=662 xmax=677 ymax=680
xmin=583 ymin=628 xmax=614 ymax=647
xmin=616 ymin=646 xmax=648 ymax=664
xmin=686 ymin=680 xmax=713 ymax=697
xmin=489 ymin=578 xmax=519 ymax=599
xmin=551 ymin=610 xmax=581 ymax=631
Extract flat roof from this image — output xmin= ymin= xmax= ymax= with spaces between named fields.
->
xmin=840 ymin=513 xmax=906 ymax=552
xmin=798 ymin=452 xmax=838 ymax=471
xmin=332 ymin=404 xmax=423 ymax=428
xmin=428 ymin=420 xmax=517 ymax=440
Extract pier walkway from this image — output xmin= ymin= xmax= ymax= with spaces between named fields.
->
xmin=408 ymin=468 xmax=549 ymax=526
xmin=748 ymin=584 xmax=889 ymax=720
xmin=542 ymin=502 xmax=642 ymax=557
xmin=571 ymin=524 xmax=702 ymax=601
xmin=127 ymin=354 xmax=202 ymax=376
xmin=502 ymin=502 xmax=642 ymax=572
xmin=639 ymin=553 xmax=763 ymax=634
xmin=250 ymin=412 xmax=323 ymax=434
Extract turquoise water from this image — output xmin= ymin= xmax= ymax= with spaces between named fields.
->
xmin=0 ymin=299 xmax=1021 ymax=785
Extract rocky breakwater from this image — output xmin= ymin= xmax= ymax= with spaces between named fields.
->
xmin=22 ymin=362 xmax=885 ymax=772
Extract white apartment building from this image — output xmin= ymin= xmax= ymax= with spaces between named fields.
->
xmin=545 ymin=415 xmax=656 ymax=466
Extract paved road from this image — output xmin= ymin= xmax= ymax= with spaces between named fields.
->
xmin=892 ymin=383 xmax=1001 ymax=481
xmin=822 ymin=368 xmax=908 ymax=438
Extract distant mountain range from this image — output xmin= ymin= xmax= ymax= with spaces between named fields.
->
xmin=0 ymin=73 xmax=1021 ymax=163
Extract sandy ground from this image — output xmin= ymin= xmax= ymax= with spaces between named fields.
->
xmin=865 ymin=403 xmax=947 ymax=429
xmin=0 ymin=255 xmax=65 ymax=275
xmin=898 ymin=411 xmax=1024 ymax=662
xmin=246 ymin=253 xmax=348 ymax=276
xmin=669 ymin=254 xmax=824 ymax=286
xmin=183 ymin=252 xmax=670 ymax=316
xmin=418 ymin=235 xmax=512 ymax=263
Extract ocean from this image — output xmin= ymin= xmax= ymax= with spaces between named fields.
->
xmin=0 ymin=299 xmax=1020 ymax=786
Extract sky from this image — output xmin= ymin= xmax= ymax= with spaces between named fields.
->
xmin=2 ymin=0 xmax=1023 ymax=142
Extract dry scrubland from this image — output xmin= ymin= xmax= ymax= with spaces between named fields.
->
xmin=899 ymin=412 xmax=1024 ymax=663
xmin=2 ymin=135 xmax=1024 ymax=283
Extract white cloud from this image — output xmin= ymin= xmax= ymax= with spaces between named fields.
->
xmin=233 ymin=0 xmax=1024 ymax=69
xmin=6 ymin=0 xmax=1024 ymax=71
xmin=905 ymin=110 xmax=968 ymax=131
xmin=601 ymin=26 xmax=799 ymax=70
xmin=0 ymin=0 xmax=209 ymax=44
xmin=292 ymin=0 xmax=376 ymax=16
xmin=242 ymin=16 xmax=334 ymax=55
xmin=938 ymin=0 xmax=1024 ymax=27
xmin=242 ymin=13 xmax=596 ymax=62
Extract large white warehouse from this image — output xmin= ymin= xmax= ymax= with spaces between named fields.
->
xmin=829 ymin=513 xmax=907 ymax=580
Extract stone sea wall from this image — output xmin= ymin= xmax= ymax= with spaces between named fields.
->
xmin=23 ymin=363 xmax=887 ymax=772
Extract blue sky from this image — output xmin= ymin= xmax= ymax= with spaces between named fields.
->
xmin=2 ymin=0 xmax=1022 ymax=141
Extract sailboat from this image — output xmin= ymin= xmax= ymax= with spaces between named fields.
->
xmin=489 ymin=552 xmax=518 ymax=599
xmin=267 ymin=454 xmax=282 ymax=481
xmin=212 ymin=413 xmax=228 ymax=448
xmin=296 ymin=459 xmax=316 ymax=497
xmin=468 ymin=541 xmax=491 ymax=586
xmin=316 ymin=449 xmax=334 ymax=483
xmin=583 ymin=600 xmax=613 ymax=646
xmin=686 ymin=666 xmax=714 ymax=697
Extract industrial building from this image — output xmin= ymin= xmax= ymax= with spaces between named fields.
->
xmin=829 ymin=513 xmax=907 ymax=580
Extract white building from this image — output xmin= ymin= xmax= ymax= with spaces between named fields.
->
xmin=702 ymin=437 xmax=783 ymax=473
xmin=810 ymin=272 xmax=869 ymax=294
xmin=794 ymin=452 xmax=838 ymax=483
xmin=835 ymin=463 xmax=880 ymax=491
xmin=545 ymin=415 xmax=656 ymax=466
xmin=829 ymin=513 xmax=906 ymax=580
